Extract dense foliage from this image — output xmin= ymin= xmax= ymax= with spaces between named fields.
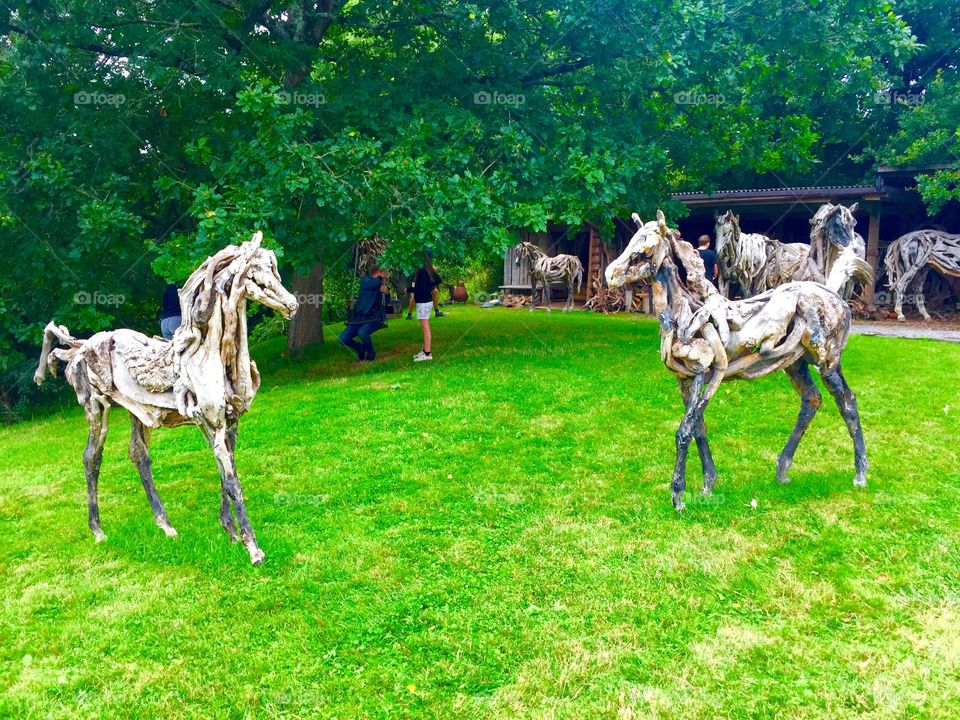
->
xmin=0 ymin=0 xmax=954 ymax=412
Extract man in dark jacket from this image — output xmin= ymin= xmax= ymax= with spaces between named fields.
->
xmin=339 ymin=259 xmax=389 ymax=361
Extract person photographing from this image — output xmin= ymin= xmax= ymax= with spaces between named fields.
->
xmin=338 ymin=258 xmax=389 ymax=362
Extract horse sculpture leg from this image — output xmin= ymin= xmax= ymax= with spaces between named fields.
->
xmin=678 ymin=378 xmax=717 ymax=495
xmin=129 ymin=416 xmax=178 ymax=538
xmin=820 ymin=364 xmax=868 ymax=487
xmin=672 ymin=372 xmax=716 ymax=510
xmin=913 ymin=267 xmax=933 ymax=321
xmin=219 ymin=422 xmax=240 ymax=542
xmin=776 ymin=360 xmax=823 ymax=484
xmin=544 ymin=282 xmax=552 ymax=313
xmin=82 ymin=401 xmax=110 ymax=542
xmin=529 ymin=279 xmax=536 ymax=312
xmin=205 ymin=423 xmax=264 ymax=564
xmin=893 ymin=263 xmax=922 ymax=322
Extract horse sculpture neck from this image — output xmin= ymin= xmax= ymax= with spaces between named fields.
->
xmin=650 ymin=244 xmax=715 ymax=333
xmin=519 ymin=242 xmax=545 ymax=266
xmin=173 ymin=255 xmax=260 ymax=426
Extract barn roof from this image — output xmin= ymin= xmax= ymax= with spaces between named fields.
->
xmin=672 ymin=184 xmax=884 ymax=207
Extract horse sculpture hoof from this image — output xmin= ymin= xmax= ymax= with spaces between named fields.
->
xmin=159 ymin=523 xmax=179 ymax=539
xmin=248 ymin=548 xmax=265 ymax=565
xmin=92 ymin=530 xmax=107 ymax=543
xmin=672 ymin=493 xmax=686 ymax=511
xmin=853 ymin=477 xmax=867 ymax=488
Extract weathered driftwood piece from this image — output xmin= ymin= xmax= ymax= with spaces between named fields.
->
xmin=501 ymin=293 xmax=530 ymax=308
xmin=585 ymin=278 xmax=629 ymax=314
xmin=883 ymin=228 xmax=960 ymax=321
xmin=34 ymin=233 xmax=298 ymax=565
xmin=514 ymin=241 xmax=584 ymax=312
xmin=607 ymin=211 xmax=873 ymax=510
xmin=715 ymin=203 xmax=863 ymax=300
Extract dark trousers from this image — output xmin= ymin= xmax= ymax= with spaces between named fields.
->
xmin=339 ymin=321 xmax=379 ymax=359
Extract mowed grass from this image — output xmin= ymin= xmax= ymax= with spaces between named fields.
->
xmin=1 ymin=307 xmax=959 ymax=719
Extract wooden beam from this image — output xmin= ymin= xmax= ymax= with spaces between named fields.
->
xmin=863 ymin=211 xmax=881 ymax=310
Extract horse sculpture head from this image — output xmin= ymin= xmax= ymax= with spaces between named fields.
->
xmin=514 ymin=241 xmax=542 ymax=267
xmin=714 ymin=210 xmax=741 ymax=275
xmin=810 ymin=202 xmax=858 ymax=250
xmin=606 ymin=211 xmax=673 ymax=289
xmin=180 ymin=232 xmax=299 ymax=333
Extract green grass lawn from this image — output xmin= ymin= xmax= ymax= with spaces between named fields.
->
xmin=2 ymin=307 xmax=959 ymax=719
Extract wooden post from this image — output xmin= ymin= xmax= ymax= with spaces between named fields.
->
xmin=863 ymin=210 xmax=881 ymax=310
xmin=586 ymin=225 xmax=601 ymax=301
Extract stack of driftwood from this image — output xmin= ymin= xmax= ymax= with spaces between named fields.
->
xmin=585 ymin=278 xmax=628 ymax=314
xmin=500 ymin=293 xmax=530 ymax=308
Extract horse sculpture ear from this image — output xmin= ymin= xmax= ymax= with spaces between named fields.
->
xmin=631 ymin=212 xmax=643 ymax=227
xmin=848 ymin=202 xmax=858 ymax=214
xmin=250 ymin=231 xmax=263 ymax=248
xmin=656 ymin=209 xmax=667 ymax=235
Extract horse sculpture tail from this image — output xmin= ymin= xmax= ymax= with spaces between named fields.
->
xmin=34 ymin=321 xmax=81 ymax=385
xmin=826 ymin=246 xmax=873 ymax=296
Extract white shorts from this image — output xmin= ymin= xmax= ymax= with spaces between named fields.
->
xmin=415 ymin=301 xmax=433 ymax=320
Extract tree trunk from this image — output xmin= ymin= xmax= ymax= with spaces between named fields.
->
xmin=286 ymin=263 xmax=324 ymax=352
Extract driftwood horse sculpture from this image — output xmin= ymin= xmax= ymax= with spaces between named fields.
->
xmin=714 ymin=203 xmax=863 ymax=299
xmin=514 ymin=241 xmax=584 ymax=311
xmin=607 ymin=211 xmax=873 ymax=510
xmin=34 ymin=233 xmax=298 ymax=564
xmin=883 ymin=229 xmax=960 ymax=321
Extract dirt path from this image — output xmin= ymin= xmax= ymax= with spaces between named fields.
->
xmin=851 ymin=323 xmax=960 ymax=343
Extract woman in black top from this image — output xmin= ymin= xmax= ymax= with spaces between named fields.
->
xmin=412 ymin=249 xmax=441 ymax=362
xmin=339 ymin=259 xmax=389 ymax=361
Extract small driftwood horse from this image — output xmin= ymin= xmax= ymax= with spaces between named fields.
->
xmin=514 ymin=241 xmax=584 ymax=311
xmin=883 ymin=229 xmax=960 ymax=321
xmin=34 ymin=233 xmax=298 ymax=564
xmin=714 ymin=203 xmax=863 ymax=299
xmin=607 ymin=211 xmax=873 ymax=510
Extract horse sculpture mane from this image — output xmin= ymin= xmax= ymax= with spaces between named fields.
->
xmin=34 ymin=233 xmax=298 ymax=565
